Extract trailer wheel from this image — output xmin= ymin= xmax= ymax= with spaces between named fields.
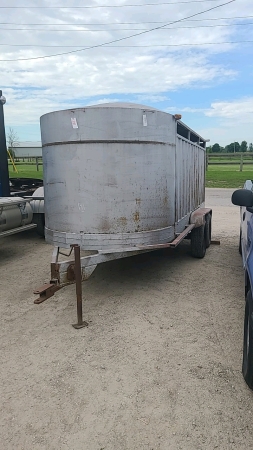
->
xmin=32 ymin=213 xmax=45 ymax=237
xmin=204 ymin=213 xmax=212 ymax=248
xmin=239 ymin=228 xmax=242 ymax=255
xmin=191 ymin=224 xmax=206 ymax=258
xmin=242 ymin=290 xmax=253 ymax=390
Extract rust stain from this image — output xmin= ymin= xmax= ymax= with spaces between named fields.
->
xmin=133 ymin=211 xmax=140 ymax=223
xmin=136 ymin=198 xmax=141 ymax=205
xmin=99 ymin=217 xmax=111 ymax=233
xmin=117 ymin=216 xmax=127 ymax=227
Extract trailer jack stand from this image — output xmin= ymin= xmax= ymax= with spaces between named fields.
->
xmin=34 ymin=244 xmax=88 ymax=329
xmin=71 ymin=244 xmax=89 ymax=329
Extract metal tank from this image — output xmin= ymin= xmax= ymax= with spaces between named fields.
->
xmin=0 ymin=197 xmax=34 ymax=237
xmin=40 ymin=103 xmax=206 ymax=250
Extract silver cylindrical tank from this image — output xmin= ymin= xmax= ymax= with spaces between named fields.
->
xmin=0 ymin=198 xmax=33 ymax=233
xmin=41 ymin=103 xmax=204 ymax=250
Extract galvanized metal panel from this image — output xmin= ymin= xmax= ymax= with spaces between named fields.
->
xmin=41 ymin=103 xmax=206 ymax=250
xmin=43 ymin=141 xmax=175 ymax=234
xmin=175 ymin=136 xmax=205 ymax=224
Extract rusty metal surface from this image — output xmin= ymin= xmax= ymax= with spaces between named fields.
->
xmin=67 ymin=264 xmax=75 ymax=281
xmin=33 ymin=283 xmax=60 ymax=304
xmin=71 ymin=244 xmax=88 ymax=329
xmin=190 ymin=207 xmax=212 ymax=228
xmin=51 ymin=262 xmax=60 ymax=281
xmin=137 ymin=224 xmax=195 ymax=250
xmin=49 ymin=247 xmax=148 ymax=286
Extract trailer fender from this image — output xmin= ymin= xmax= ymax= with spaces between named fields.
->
xmin=190 ymin=208 xmax=212 ymax=228
xmin=31 ymin=186 xmax=44 ymax=214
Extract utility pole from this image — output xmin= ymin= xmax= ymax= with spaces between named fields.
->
xmin=0 ymin=90 xmax=10 ymax=196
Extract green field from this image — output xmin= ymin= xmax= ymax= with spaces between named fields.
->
xmin=8 ymin=163 xmax=43 ymax=179
xmin=206 ymin=164 xmax=253 ymax=188
xmin=8 ymin=162 xmax=253 ymax=189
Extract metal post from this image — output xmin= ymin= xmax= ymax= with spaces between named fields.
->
xmin=71 ymin=244 xmax=88 ymax=329
xmin=36 ymin=157 xmax=39 ymax=171
xmin=0 ymin=90 xmax=10 ymax=196
xmin=240 ymin=153 xmax=243 ymax=172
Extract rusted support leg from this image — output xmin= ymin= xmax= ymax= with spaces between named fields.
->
xmin=71 ymin=244 xmax=89 ymax=329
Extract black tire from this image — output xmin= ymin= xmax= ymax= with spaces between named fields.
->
xmin=32 ymin=213 xmax=45 ymax=237
xmin=239 ymin=229 xmax=242 ymax=255
xmin=204 ymin=213 xmax=212 ymax=248
xmin=191 ymin=224 xmax=206 ymax=258
xmin=242 ymin=290 xmax=253 ymax=390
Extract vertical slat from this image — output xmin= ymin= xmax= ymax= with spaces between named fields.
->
xmin=175 ymin=137 xmax=205 ymax=222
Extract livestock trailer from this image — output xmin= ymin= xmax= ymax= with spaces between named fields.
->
xmin=34 ymin=103 xmax=212 ymax=326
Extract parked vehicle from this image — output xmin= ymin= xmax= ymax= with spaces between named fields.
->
xmin=232 ymin=180 xmax=253 ymax=390
xmin=0 ymin=189 xmax=44 ymax=239
xmin=0 ymin=91 xmax=45 ymax=239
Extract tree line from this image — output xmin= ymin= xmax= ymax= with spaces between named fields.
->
xmin=207 ymin=141 xmax=253 ymax=153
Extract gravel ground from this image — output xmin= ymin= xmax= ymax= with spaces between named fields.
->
xmin=1 ymin=188 xmax=253 ymax=450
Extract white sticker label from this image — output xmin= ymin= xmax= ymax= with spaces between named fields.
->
xmin=78 ymin=202 xmax=85 ymax=212
xmin=143 ymin=114 xmax=147 ymax=127
xmin=71 ymin=117 xmax=78 ymax=129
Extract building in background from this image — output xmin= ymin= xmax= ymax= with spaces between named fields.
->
xmin=14 ymin=147 xmax=42 ymax=158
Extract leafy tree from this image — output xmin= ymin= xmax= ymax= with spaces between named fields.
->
xmin=7 ymin=127 xmax=19 ymax=159
xmin=241 ymin=140 xmax=248 ymax=152
xmin=212 ymin=143 xmax=221 ymax=153
xmin=249 ymin=143 xmax=253 ymax=152
xmin=226 ymin=142 xmax=240 ymax=153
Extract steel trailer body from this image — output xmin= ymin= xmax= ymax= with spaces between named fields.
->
xmin=41 ymin=103 xmax=206 ymax=251
xmin=34 ymin=103 xmax=212 ymax=319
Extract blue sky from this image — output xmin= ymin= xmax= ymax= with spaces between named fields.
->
xmin=1 ymin=0 xmax=253 ymax=147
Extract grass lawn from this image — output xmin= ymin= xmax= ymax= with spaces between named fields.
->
xmin=206 ymin=164 xmax=253 ymax=188
xmin=8 ymin=162 xmax=253 ymax=188
xmin=8 ymin=163 xmax=43 ymax=179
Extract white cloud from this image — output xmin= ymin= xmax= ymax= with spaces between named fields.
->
xmin=1 ymin=0 xmax=253 ymax=142
xmin=205 ymin=97 xmax=253 ymax=121
xmin=188 ymin=97 xmax=253 ymax=145
xmin=2 ymin=53 xmax=235 ymax=126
